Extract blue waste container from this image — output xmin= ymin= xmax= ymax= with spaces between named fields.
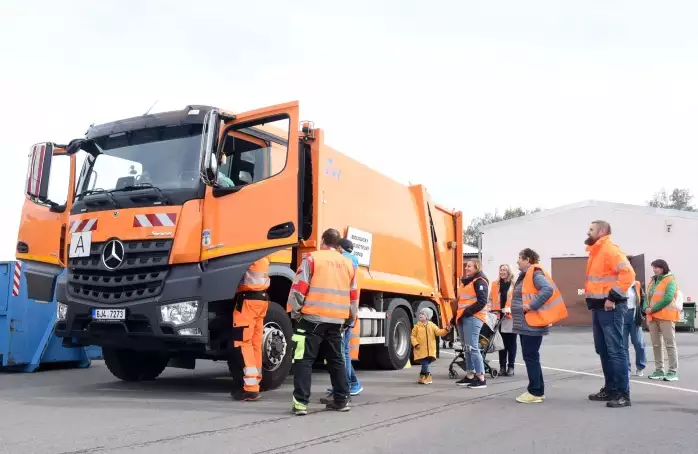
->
xmin=0 ymin=261 xmax=102 ymax=372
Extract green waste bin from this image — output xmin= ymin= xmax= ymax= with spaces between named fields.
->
xmin=676 ymin=302 xmax=696 ymax=332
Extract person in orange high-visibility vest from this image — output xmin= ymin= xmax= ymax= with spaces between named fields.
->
xmin=287 ymin=228 xmax=358 ymax=416
xmin=584 ymin=220 xmax=635 ymax=409
xmin=489 ymin=264 xmax=516 ymax=377
xmin=643 ymin=259 xmax=680 ymax=382
xmin=452 ymin=259 xmax=489 ymax=389
xmin=230 ymin=256 xmax=270 ymax=402
xmin=510 ymin=248 xmax=568 ymax=404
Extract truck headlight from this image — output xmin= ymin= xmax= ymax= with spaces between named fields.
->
xmin=57 ymin=303 xmax=68 ymax=321
xmin=160 ymin=301 xmax=199 ymax=326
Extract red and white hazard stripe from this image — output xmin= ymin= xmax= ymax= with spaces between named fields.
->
xmin=12 ymin=261 xmax=21 ymax=296
xmin=133 ymin=213 xmax=177 ymax=227
xmin=70 ymin=219 xmax=99 ymax=233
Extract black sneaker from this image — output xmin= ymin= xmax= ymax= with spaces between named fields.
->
xmin=467 ymin=378 xmax=487 ymax=389
xmin=325 ymin=400 xmax=350 ymax=412
xmin=606 ymin=393 xmax=631 ymax=408
xmin=320 ymin=394 xmax=352 ymax=405
xmin=499 ymin=368 xmax=508 ymax=377
xmin=507 ymin=366 xmax=515 ymax=376
xmin=231 ymin=390 xmax=261 ymax=401
xmin=588 ymin=388 xmax=613 ymax=402
xmin=456 ymin=376 xmax=476 ymax=387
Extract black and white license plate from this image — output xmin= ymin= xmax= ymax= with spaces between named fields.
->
xmin=92 ymin=308 xmax=126 ymax=321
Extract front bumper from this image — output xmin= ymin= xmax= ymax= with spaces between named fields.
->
xmin=55 ymin=263 xmax=210 ymax=353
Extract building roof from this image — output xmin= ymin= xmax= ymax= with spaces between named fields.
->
xmin=480 ymin=199 xmax=698 ymax=232
xmin=463 ymin=245 xmax=479 ymax=254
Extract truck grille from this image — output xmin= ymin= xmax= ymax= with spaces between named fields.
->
xmin=67 ymin=239 xmax=173 ymax=304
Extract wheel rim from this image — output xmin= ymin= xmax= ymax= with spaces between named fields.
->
xmin=262 ymin=322 xmax=287 ymax=372
xmin=393 ymin=320 xmax=410 ymax=358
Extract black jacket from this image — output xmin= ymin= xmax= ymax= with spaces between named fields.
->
xmin=454 ymin=272 xmax=489 ymax=322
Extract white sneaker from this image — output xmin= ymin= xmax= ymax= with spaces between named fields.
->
xmin=634 ymin=369 xmax=644 ymax=377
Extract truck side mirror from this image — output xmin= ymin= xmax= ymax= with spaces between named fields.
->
xmin=24 ymin=142 xmax=54 ymax=202
xmin=200 ymin=109 xmax=221 ymax=186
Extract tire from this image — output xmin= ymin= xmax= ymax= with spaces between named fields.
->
xmin=227 ymin=302 xmax=293 ymax=391
xmin=103 ymin=348 xmax=169 ymax=382
xmin=377 ymin=307 xmax=412 ymax=370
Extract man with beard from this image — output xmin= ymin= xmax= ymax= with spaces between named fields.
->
xmin=584 ymin=220 xmax=636 ymax=408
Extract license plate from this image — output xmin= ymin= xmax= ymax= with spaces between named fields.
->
xmin=92 ymin=308 xmax=126 ymax=321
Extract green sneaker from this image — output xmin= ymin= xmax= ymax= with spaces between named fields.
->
xmin=664 ymin=371 xmax=679 ymax=382
xmin=292 ymin=397 xmax=308 ymax=416
xmin=648 ymin=370 xmax=665 ymax=380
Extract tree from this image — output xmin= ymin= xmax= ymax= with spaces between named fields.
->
xmin=648 ymin=188 xmax=696 ymax=212
xmin=463 ymin=207 xmax=541 ymax=248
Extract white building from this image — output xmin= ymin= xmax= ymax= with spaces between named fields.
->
xmin=479 ymin=200 xmax=698 ymax=325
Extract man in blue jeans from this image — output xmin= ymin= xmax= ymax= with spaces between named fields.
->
xmin=584 ymin=220 xmax=636 ymax=408
xmin=324 ymin=239 xmax=363 ymax=399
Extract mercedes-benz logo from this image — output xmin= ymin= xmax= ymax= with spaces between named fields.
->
xmin=102 ymin=239 xmax=125 ymax=271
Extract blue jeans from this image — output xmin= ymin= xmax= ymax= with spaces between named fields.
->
xmin=623 ymin=308 xmax=647 ymax=372
xmin=421 ymin=358 xmax=433 ymax=374
xmin=342 ymin=327 xmax=361 ymax=392
xmin=592 ymin=303 xmax=629 ymax=395
xmin=459 ymin=316 xmax=485 ymax=375
xmin=520 ymin=334 xmax=544 ymax=397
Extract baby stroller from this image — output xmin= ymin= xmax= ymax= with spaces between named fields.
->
xmin=448 ymin=312 xmax=505 ymax=379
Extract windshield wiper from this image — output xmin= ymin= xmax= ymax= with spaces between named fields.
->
xmin=78 ymin=188 xmax=120 ymax=208
xmin=109 ymin=183 xmax=170 ymax=205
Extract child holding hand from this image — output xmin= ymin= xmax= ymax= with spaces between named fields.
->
xmin=411 ymin=307 xmax=452 ymax=384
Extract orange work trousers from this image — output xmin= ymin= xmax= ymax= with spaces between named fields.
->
xmin=233 ymin=299 xmax=268 ymax=392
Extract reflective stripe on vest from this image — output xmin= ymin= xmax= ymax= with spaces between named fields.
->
xmin=647 ymin=275 xmax=680 ymax=322
xmin=521 ymin=265 xmax=568 ymax=327
xmin=237 ymin=257 xmax=270 ymax=292
xmin=302 ymin=249 xmax=355 ymax=322
xmin=457 ymin=277 xmax=487 ymax=322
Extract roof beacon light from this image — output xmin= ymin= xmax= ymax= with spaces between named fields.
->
xmin=300 ymin=121 xmax=315 ymax=140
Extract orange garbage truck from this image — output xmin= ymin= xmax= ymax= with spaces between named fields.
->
xmin=16 ymin=101 xmax=463 ymax=389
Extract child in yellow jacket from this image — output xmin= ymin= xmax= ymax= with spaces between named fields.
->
xmin=411 ymin=307 xmax=452 ymax=384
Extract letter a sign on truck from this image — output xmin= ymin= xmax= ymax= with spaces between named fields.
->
xmin=346 ymin=227 xmax=373 ymax=268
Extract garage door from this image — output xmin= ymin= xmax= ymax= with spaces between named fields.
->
xmin=551 ymin=257 xmax=591 ymax=326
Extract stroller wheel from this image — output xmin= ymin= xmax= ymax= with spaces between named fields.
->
xmin=491 ymin=369 xmax=499 ymax=379
xmin=448 ymin=369 xmax=458 ymax=379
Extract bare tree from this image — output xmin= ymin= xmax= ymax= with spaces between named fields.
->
xmin=648 ymin=188 xmax=695 ymax=212
xmin=463 ymin=207 xmax=541 ymax=247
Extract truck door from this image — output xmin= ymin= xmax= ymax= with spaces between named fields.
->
xmin=16 ymin=143 xmax=76 ymax=302
xmin=201 ymin=102 xmax=300 ymax=261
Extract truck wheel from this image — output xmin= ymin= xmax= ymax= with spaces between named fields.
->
xmin=227 ymin=302 xmax=292 ymax=391
xmin=377 ymin=307 xmax=411 ymax=370
xmin=103 ymin=348 xmax=168 ymax=381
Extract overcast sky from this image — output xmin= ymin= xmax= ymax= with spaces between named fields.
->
xmin=1 ymin=0 xmax=697 ymax=260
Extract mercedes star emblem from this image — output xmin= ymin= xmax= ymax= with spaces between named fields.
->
xmin=102 ymin=239 xmax=125 ymax=270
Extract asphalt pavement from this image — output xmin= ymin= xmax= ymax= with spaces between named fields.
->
xmin=1 ymin=327 xmax=697 ymax=454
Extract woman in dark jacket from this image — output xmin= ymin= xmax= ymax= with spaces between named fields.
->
xmin=454 ymin=259 xmax=490 ymax=389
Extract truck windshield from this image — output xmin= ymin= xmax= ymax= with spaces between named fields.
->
xmin=77 ymin=124 xmax=202 ymax=196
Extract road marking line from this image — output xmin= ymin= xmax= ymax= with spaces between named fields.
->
xmin=437 ymin=353 xmax=698 ymax=393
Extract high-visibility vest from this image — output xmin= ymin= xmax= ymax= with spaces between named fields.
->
xmin=237 ymin=257 xmax=270 ymax=292
xmin=647 ymin=275 xmax=680 ymax=322
xmin=457 ymin=277 xmax=488 ymax=323
xmin=584 ymin=236 xmax=633 ymax=300
xmin=521 ymin=265 xmax=568 ymax=327
xmin=489 ymin=280 xmax=513 ymax=317
xmin=301 ymin=249 xmax=355 ymax=322
xmin=349 ymin=322 xmax=361 ymax=360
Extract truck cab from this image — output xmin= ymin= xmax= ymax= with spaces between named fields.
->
xmin=17 ymin=103 xmax=303 ymax=389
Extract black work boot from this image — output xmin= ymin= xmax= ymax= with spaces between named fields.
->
xmin=325 ymin=400 xmax=351 ymax=412
xmin=607 ymin=393 xmax=631 ymax=408
xmin=588 ymin=388 xmax=613 ymax=402
xmin=232 ymin=390 xmax=261 ymax=401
